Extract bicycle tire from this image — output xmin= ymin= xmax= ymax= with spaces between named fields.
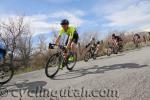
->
xmin=92 ymin=54 xmax=97 ymax=60
xmin=114 ymin=47 xmax=118 ymax=54
xmin=0 ymin=63 xmax=14 ymax=85
xmin=107 ymin=49 xmax=111 ymax=56
xmin=45 ymin=53 xmax=62 ymax=78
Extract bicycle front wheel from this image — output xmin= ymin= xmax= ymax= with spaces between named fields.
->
xmin=0 ymin=63 xmax=14 ymax=85
xmin=113 ymin=47 xmax=118 ymax=54
xmin=45 ymin=53 xmax=62 ymax=78
xmin=92 ymin=53 xmax=97 ymax=60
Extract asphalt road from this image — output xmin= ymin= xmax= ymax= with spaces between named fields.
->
xmin=1 ymin=46 xmax=150 ymax=100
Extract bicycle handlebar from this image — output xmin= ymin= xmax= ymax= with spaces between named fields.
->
xmin=49 ymin=43 xmax=66 ymax=50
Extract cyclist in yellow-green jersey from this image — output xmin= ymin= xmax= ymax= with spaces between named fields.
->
xmin=55 ymin=19 xmax=79 ymax=61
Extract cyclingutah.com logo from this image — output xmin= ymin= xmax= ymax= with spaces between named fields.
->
xmin=0 ymin=87 xmax=8 ymax=97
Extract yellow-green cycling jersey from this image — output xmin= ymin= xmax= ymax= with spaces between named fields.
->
xmin=59 ymin=26 xmax=76 ymax=39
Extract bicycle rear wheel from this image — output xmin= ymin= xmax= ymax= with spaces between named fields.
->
xmin=84 ymin=50 xmax=91 ymax=62
xmin=66 ymin=52 xmax=77 ymax=70
xmin=0 ymin=63 xmax=14 ymax=85
xmin=45 ymin=53 xmax=62 ymax=78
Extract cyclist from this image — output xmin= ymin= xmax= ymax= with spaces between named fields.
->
xmin=85 ymin=37 xmax=96 ymax=48
xmin=0 ymin=43 xmax=6 ymax=61
xmin=133 ymin=33 xmax=141 ymax=43
xmin=55 ymin=19 xmax=79 ymax=62
xmin=133 ymin=33 xmax=141 ymax=47
xmin=85 ymin=36 xmax=100 ymax=55
xmin=111 ymin=34 xmax=123 ymax=52
xmin=133 ymin=33 xmax=141 ymax=41
xmin=112 ymin=34 xmax=122 ymax=45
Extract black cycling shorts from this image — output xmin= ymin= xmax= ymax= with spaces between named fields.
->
xmin=65 ymin=32 xmax=79 ymax=45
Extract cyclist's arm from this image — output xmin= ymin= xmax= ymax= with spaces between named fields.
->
xmin=86 ymin=43 xmax=90 ymax=48
xmin=55 ymin=36 xmax=61 ymax=45
xmin=55 ymin=29 xmax=63 ymax=45
xmin=67 ymin=37 xmax=72 ymax=49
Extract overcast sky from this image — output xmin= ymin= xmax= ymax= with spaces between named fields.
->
xmin=0 ymin=0 xmax=150 ymax=40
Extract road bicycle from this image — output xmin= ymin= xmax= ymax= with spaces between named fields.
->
xmin=45 ymin=43 xmax=77 ymax=78
xmin=84 ymin=46 xmax=97 ymax=62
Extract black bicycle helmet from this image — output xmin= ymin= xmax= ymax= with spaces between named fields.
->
xmin=112 ymin=33 xmax=115 ymax=37
xmin=60 ymin=19 xmax=69 ymax=25
xmin=97 ymin=41 xmax=100 ymax=44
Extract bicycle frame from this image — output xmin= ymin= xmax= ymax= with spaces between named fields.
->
xmin=49 ymin=43 xmax=68 ymax=63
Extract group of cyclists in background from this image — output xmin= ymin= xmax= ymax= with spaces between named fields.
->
xmin=0 ymin=19 xmax=149 ymax=84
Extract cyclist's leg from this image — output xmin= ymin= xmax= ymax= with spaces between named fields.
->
xmin=119 ymin=41 xmax=123 ymax=51
xmin=71 ymin=33 xmax=79 ymax=53
xmin=114 ymin=39 xmax=119 ymax=49
xmin=68 ymin=33 xmax=79 ymax=61
xmin=71 ymin=40 xmax=78 ymax=54
xmin=94 ymin=44 xmax=100 ymax=55
xmin=137 ymin=38 xmax=141 ymax=46
xmin=68 ymin=43 xmax=77 ymax=62
xmin=63 ymin=36 xmax=69 ymax=60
